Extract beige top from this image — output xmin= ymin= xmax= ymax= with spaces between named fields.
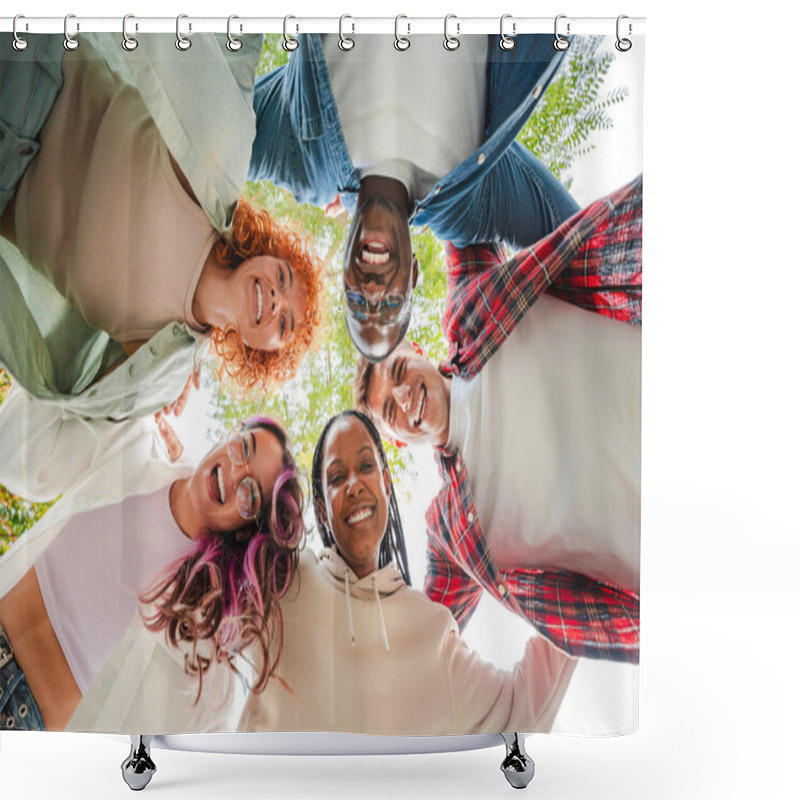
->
xmin=14 ymin=50 xmax=214 ymax=343
xmin=238 ymin=549 xmax=575 ymax=736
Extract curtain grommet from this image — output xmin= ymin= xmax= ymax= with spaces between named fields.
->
xmin=554 ymin=14 xmax=570 ymax=51
xmin=499 ymin=14 xmax=516 ymax=50
xmin=444 ymin=14 xmax=460 ymax=51
xmin=339 ymin=14 xmax=355 ymax=51
xmin=121 ymin=14 xmax=138 ymax=51
xmin=63 ymin=13 xmax=79 ymax=51
xmin=227 ymin=15 xmax=243 ymax=52
xmin=394 ymin=14 xmax=410 ymax=51
xmin=615 ymin=15 xmax=633 ymax=52
xmin=12 ymin=15 xmax=28 ymax=51
xmin=175 ymin=14 xmax=192 ymax=51
xmin=282 ymin=15 xmax=299 ymax=51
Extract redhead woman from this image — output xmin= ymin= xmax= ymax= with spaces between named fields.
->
xmin=0 ymin=32 xmax=322 ymax=498
xmin=236 ymin=411 xmax=576 ymax=736
xmin=0 ymin=417 xmax=305 ymax=731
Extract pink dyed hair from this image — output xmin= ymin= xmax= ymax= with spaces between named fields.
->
xmin=140 ymin=417 xmax=305 ymax=699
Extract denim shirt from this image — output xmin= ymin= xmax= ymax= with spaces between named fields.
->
xmin=249 ymin=34 xmax=580 ymax=248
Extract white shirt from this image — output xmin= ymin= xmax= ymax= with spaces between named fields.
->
xmin=35 ymin=486 xmax=193 ymax=693
xmin=323 ymin=34 xmax=487 ymax=200
xmin=446 ymin=295 xmax=642 ymax=593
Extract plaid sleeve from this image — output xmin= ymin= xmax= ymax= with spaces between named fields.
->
xmin=548 ymin=174 xmax=642 ymax=325
xmin=424 ymin=537 xmax=484 ymax=632
xmin=442 ymin=175 xmax=643 ymax=378
xmin=509 ymin=569 xmax=640 ymax=663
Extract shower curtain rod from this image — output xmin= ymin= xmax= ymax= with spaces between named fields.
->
xmin=0 ymin=15 xmax=645 ymax=36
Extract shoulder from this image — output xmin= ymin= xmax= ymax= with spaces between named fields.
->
xmin=389 ymin=584 xmax=459 ymax=635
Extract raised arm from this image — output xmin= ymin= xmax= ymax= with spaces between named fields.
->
xmin=446 ymin=629 xmax=576 ymax=734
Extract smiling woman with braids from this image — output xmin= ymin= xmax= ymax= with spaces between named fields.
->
xmin=236 ymin=410 xmax=577 ymax=736
xmin=0 ymin=417 xmax=305 ymax=731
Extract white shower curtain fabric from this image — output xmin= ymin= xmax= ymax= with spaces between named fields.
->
xmin=0 ymin=28 xmax=643 ymax=738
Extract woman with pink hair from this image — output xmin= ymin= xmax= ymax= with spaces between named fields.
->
xmin=0 ymin=417 xmax=305 ymax=732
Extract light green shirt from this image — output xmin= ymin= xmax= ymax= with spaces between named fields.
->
xmin=0 ymin=32 xmax=262 ymax=418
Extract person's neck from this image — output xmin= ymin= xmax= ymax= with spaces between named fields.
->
xmin=168 ymin=479 xmax=201 ymax=541
xmin=358 ymin=175 xmax=411 ymax=217
xmin=192 ymin=249 xmax=229 ymax=330
xmin=433 ymin=375 xmax=453 ymax=449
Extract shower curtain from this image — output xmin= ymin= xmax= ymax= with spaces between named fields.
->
xmin=0 ymin=23 xmax=643 ymax=740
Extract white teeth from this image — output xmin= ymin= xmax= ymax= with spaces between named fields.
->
xmin=414 ymin=388 xmax=426 ymax=426
xmin=346 ymin=507 xmax=373 ymax=525
xmin=361 ymin=249 xmax=389 ymax=266
xmin=216 ymin=466 xmax=226 ymax=503
xmin=256 ymin=282 xmax=263 ymax=324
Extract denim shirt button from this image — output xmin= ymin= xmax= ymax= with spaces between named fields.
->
xmin=434 ymin=185 xmax=441 ymax=195
xmin=533 ymin=85 xmax=542 ymax=99
xmin=477 ymin=153 xmax=486 ymax=166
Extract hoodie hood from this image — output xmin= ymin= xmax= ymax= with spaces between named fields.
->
xmin=319 ymin=547 xmax=407 ymax=600
xmin=319 ymin=546 xmax=407 ymax=651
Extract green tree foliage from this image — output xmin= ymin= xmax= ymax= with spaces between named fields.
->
xmin=0 ymin=370 xmax=54 ymax=554
xmin=206 ymin=181 xmax=449 ymax=493
xmin=518 ymin=36 xmax=629 ymax=189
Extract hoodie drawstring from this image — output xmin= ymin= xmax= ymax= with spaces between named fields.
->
xmin=344 ymin=567 xmax=356 ymax=647
xmin=372 ymin=575 xmax=390 ymax=651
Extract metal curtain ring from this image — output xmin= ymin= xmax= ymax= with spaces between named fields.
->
xmin=616 ymin=15 xmax=632 ymax=52
xmin=12 ymin=15 xmax=28 ymax=51
xmin=283 ymin=16 xmax=298 ymax=51
xmin=443 ymin=14 xmax=460 ymax=51
xmin=122 ymin=14 xmax=138 ymax=51
xmin=63 ymin=13 xmax=79 ymax=51
xmin=394 ymin=15 xmax=410 ymax=51
xmin=554 ymin=14 xmax=570 ymax=51
xmin=499 ymin=14 xmax=516 ymax=50
xmin=176 ymin=14 xmax=192 ymax=51
xmin=227 ymin=15 xmax=243 ymax=51
xmin=339 ymin=15 xmax=355 ymax=51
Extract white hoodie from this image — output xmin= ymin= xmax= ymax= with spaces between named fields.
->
xmin=238 ymin=548 xmax=576 ymax=736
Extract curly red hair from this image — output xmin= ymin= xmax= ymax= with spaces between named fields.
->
xmin=209 ymin=199 xmax=323 ymax=393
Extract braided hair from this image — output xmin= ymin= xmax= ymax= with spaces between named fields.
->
xmin=311 ymin=410 xmax=411 ymax=585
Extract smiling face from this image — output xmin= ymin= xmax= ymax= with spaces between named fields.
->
xmin=232 ymin=255 xmax=308 ymax=352
xmin=343 ymin=196 xmax=418 ymax=361
xmin=319 ymin=415 xmax=391 ymax=579
xmin=181 ymin=426 xmax=285 ymax=539
xmin=364 ymin=340 xmax=452 ymax=447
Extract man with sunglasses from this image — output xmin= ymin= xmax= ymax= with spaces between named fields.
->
xmin=248 ymin=33 xmax=579 ymax=361
xmin=354 ymin=176 xmax=643 ymax=663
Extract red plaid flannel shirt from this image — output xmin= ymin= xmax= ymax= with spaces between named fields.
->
xmin=424 ymin=176 xmax=642 ymax=663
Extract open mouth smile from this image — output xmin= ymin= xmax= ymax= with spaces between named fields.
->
xmin=357 ymin=240 xmax=392 ymax=270
xmin=412 ymin=384 xmax=427 ymax=428
xmin=209 ymin=464 xmax=227 ymax=505
xmin=253 ymin=280 xmax=264 ymax=325
xmin=345 ymin=505 xmax=375 ymax=526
